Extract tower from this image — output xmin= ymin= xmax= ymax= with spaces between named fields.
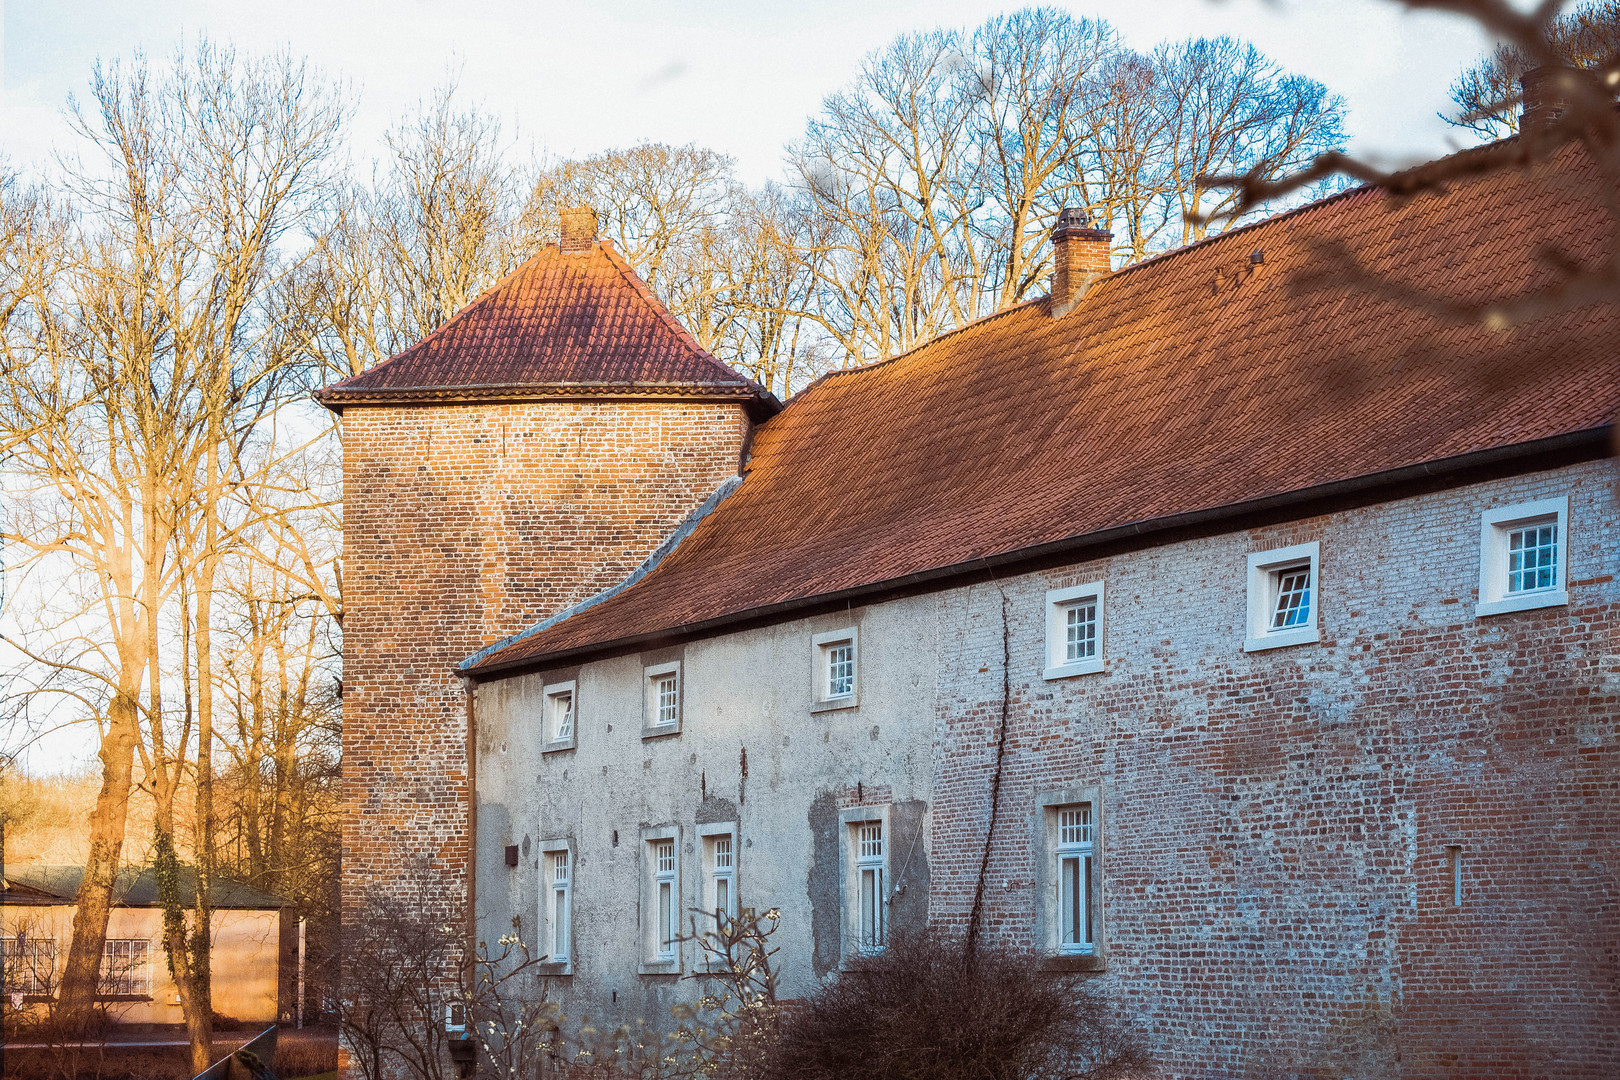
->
xmin=316 ymin=210 xmax=778 ymax=1048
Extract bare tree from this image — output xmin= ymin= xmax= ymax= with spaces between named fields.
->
xmin=0 ymin=41 xmax=343 ymax=1069
xmin=786 ymin=8 xmax=1347 ymax=366
xmin=1447 ymin=0 xmax=1620 ymax=139
xmin=1206 ymin=0 xmax=1620 ymax=336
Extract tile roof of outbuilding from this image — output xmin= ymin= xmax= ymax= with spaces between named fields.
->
xmin=0 ymin=865 xmax=287 ymax=909
xmin=315 ymin=240 xmax=780 ymax=419
xmin=467 ymin=143 xmax=1620 ymax=676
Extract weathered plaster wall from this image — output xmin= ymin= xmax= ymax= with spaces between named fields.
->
xmin=475 ymin=456 xmax=1616 ymax=1079
xmin=473 ymin=601 xmax=939 ymax=1027
xmin=339 ymin=400 xmax=750 ymax=1014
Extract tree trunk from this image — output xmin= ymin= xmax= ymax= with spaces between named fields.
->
xmin=57 ymin=689 xmax=140 ymax=1032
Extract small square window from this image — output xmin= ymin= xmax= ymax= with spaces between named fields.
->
xmin=811 ymin=627 xmax=860 ymax=712
xmin=1044 ymin=582 xmax=1105 ymax=679
xmin=1245 ymin=542 xmax=1320 ymax=652
xmin=642 ymin=661 xmax=682 ymax=737
xmin=1477 ymin=497 xmax=1569 ymax=616
xmin=543 ymin=681 xmax=576 ymax=751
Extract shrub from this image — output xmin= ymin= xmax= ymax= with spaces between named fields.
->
xmin=763 ymin=932 xmax=1151 ymax=1080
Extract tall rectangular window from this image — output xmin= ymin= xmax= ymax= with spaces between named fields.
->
xmin=712 ymin=836 xmax=735 ymax=922
xmin=1056 ymin=806 xmax=1094 ymax=954
xmin=655 ymin=839 xmax=678 ymax=960
xmin=656 ymin=678 xmax=678 ymax=725
xmin=100 ymin=939 xmax=151 ymax=996
xmin=551 ymin=851 xmax=571 ymax=963
xmin=856 ymin=822 xmax=885 ymax=952
xmin=827 ymin=644 xmax=855 ymax=699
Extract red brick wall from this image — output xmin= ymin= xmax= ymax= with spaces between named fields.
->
xmin=929 ymin=461 xmax=1617 ymax=1078
xmin=338 ymin=399 xmax=748 ymax=1014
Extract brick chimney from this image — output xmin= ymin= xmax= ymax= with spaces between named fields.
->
xmin=1050 ymin=207 xmax=1112 ymax=318
xmin=560 ymin=206 xmax=597 ymax=252
xmin=1520 ymin=66 xmax=1574 ymax=133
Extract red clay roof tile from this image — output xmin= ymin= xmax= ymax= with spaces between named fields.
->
xmin=315 ymin=240 xmax=778 ymax=417
xmin=469 ymin=144 xmax=1620 ymax=675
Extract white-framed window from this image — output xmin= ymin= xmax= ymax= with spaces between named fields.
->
xmin=1244 ymin=541 xmax=1321 ymax=652
xmin=810 ymin=627 xmax=860 ymax=711
xmin=100 ymin=938 xmax=151 ymax=996
xmin=1044 ymin=582 xmax=1105 ymax=679
xmin=1034 ymin=784 xmax=1104 ymax=964
xmin=837 ymin=805 xmax=890 ymax=960
xmin=1 ymin=935 xmax=56 ymax=995
xmin=1055 ymin=806 xmax=1095 ymax=955
xmin=543 ymin=681 xmax=576 ymax=751
xmin=655 ymin=839 xmax=678 ymax=960
xmin=643 ymin=661 xmax=682 ymax=736
xmin=1476 ymin=496 xmax=1569 ymax=616
xmin=698 ymin=822 xmax=739 ymax=931
xmin=551 ymin=850 xmax=572 ymax=963
xmin=639 ymin=824 xmax=683 ymax=971
xmin=537 ymin=838 xmax=575 ymax=971
xmin=856 ymin=823 xmax=886 ymax=951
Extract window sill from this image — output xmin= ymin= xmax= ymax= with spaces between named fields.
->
xmin=1243 ymin=625 xmax=1320 ymax=653
xmin=1043 ymin=658 xmax=1103 ymax=680
xmin=641 ymin=723 xmax=681 ymax=740
xmin=810 ymin=695 xmax=859 ymax=714
xmin=535 ymin=961 xmax=573 ymax=977
xmin=639 ymin=959 xmax=682 ymax=976
xmin=1041 ymin=954 xmax=1106 ymax=973
xmin=542 ymin=740 xmax=575 ymax=755
xmin=1476 ymin=589 xmax=1567 ymax=618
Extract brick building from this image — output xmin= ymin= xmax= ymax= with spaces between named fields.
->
xmin=328 ymin=138 xmax=1618 ymax=1079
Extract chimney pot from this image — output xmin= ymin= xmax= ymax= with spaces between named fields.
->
xmin=559 ymin=206 xmax=597 ymax=252
xmin=1050 ymin=206 xmax=1112 ymax=318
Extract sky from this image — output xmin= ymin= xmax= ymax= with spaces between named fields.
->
xmin=0 ymin=0 xmax=1503 ymax=774
xmin=1 ymin=0 xmax=1502 ymax=189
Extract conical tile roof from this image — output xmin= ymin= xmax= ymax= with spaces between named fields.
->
xmin=316 ymin=240 xmax=779 ymax=419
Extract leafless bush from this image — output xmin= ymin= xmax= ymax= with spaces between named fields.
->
xmin=763 ymin=931 xmax=1151 ymax=1080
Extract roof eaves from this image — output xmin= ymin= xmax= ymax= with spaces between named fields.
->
xmin=463 ymin=425 xmax=1613 ymax=681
